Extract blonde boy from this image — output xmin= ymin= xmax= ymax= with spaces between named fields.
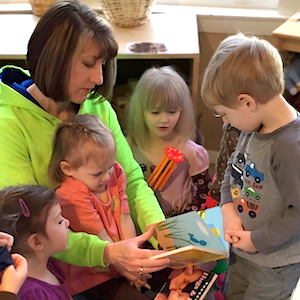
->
xmin=201 ymin=33 xmax=300 ymax=299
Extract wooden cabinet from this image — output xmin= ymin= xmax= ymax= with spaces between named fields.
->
xmin=0 ymin=13 xmax=200 ymax=130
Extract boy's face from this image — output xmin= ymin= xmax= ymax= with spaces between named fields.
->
xmin=213 ymin=103 xmax=261 ymax=133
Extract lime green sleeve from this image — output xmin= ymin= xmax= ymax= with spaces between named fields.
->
xmin=53 ymin=230 xmax=110 ymax=267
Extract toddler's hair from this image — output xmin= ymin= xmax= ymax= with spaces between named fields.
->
xmin=48 ymin=114 xmax=115 ymax=186
xmin=0 ymin=185 xmax=57 ymax=254
xmin=127 ymin=66 xmax=195 ymax=148
xmin=201 ymin=33 xmax=284 ymax=109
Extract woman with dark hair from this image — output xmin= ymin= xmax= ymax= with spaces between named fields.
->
xmin=0 ymin=0 xmax=169 ymax=298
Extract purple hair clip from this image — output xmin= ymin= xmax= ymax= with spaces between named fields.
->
xmin=19 ymin=198 xmax=30 ymax=217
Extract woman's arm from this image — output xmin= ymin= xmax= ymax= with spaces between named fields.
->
xmin=53 ymin=230 xmax=110 ymax=267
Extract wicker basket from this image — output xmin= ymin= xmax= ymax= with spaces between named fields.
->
xmin=99 ymin=0 xmax=157 ymax=27
xmin=29 ymin=0 xmax=59 ymax=16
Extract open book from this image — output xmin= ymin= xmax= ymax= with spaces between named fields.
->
xmin=148 ymin=207 xmax=229 ymax=269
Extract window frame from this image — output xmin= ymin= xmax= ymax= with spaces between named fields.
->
xmin=156 ymin=0 xmax=279 ymax=10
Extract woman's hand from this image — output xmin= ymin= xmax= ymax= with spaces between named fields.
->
xmin=222 ymin=202 xmax=244 ymax=243
xmin=0 ymin=254 xmax=28 ymax=294
xmin=0 ymin=232 xmax=14 ymax=251
xmin=103 ymin=227 xmax=170 ymax=283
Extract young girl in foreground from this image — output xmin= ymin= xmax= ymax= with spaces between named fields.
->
xmin=48 ymin=114 xmax=140 ymax=297
xmin=127 ymin=66 xmax=212 ymax=217
xmin=0 ymin=185 xmax=71 ymax=300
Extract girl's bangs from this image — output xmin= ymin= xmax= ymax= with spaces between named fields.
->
xmin=145 ymin=85 xmax=183 ymax=112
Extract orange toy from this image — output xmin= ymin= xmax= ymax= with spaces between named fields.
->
xmin=147 ymin=147 xmax=184 ymax=191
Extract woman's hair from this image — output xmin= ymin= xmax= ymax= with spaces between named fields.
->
xmin=127 ymin=66 xmax=195 ymax=148
xmin=0 ymin=185 xmax=57 ymax=254
xmin=27 ymin=0 xmax=118 ymax=102
xmin=201 ymin=33 xmax=284 ymax=109
xmin=48 ymin=114 xmax=115 ymax=186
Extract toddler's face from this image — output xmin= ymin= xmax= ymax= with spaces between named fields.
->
xmin=68 ymin=140 xmax=116 ymax=196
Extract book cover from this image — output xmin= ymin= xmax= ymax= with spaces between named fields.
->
xmin=148 ymin=208 xmax=229 ymax=268
xmin=199 ymin=206 xmax=229 ymax=253
xmin=152 ymin=267 xmax=218 ymax=300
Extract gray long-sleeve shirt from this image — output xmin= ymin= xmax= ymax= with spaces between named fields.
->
xmin=221 ymin=114 xmax=300 ymax=267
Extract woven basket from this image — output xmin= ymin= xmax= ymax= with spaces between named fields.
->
xmin=29 ymin=0 xmax=59 ymax=16
xmin=99 ymin=0 xmax=157 ymax=27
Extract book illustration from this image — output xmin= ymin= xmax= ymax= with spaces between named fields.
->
xmin=153 ymin=267 xmax=218 ymax=300
xmin=148 ymin=209 xmax=229 ymax=268
xmin=199 ymin=206 xmax=230 ymax=253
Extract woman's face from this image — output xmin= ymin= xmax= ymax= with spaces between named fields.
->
xmin=68 ymin=37 xmax=106 ymax=104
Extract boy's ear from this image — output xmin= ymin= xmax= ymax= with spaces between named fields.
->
xmin=238 ymin=93 xmax=257 ymax=111
xmin=27 ymin=233 xmax=44 ymax=251
xmin=60 ymin=160 xmax=73 ymax=177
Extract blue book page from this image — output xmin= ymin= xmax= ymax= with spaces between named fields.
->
xmin=200 ymin=206 xmax=229 ymax=252
xmin=152 ymin=211 xmax=227 ymax=253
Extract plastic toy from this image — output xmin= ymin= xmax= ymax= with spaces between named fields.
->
xmin=147 ymin=147 xmax=184 ymax=191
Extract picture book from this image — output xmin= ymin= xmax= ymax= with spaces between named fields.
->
xmin=152 ymin=267 xmax=218 ymax=300
xmin=148 ymin=207 xmax=229 ymax=269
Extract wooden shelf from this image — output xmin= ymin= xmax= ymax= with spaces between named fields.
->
xmin=0 ymin=13 xmax=199 ymax=110
xmin=273 ymin=12 xmax=300 ymax=53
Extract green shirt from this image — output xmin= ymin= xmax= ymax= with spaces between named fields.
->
xmin=0 ymin=65 xmax=165 ymax=267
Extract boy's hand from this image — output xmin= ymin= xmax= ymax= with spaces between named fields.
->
xmin=222 ymin=202 xmax=243 ymax=243
xmin=227 ymin=230 xmax=258 ymax=253
xmin=0 ymin=232 xmax=14 ymax=251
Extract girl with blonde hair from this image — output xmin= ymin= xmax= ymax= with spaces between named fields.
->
xmin=128 ymin=66 xmax=211 ymax=217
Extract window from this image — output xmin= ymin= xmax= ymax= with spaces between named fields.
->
xmin=0 ymin=0 xmax=296 ymax=17
xmin=156 ymin=0 xmax=279 ymax=10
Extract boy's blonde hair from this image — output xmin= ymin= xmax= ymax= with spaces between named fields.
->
xmin=201 ymin=33 xmax=284 ymax=109
xmin=48 ymin=114 xmax=115 ymax=187
xmin=127 ymin=66 xmax=195 ymax=148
